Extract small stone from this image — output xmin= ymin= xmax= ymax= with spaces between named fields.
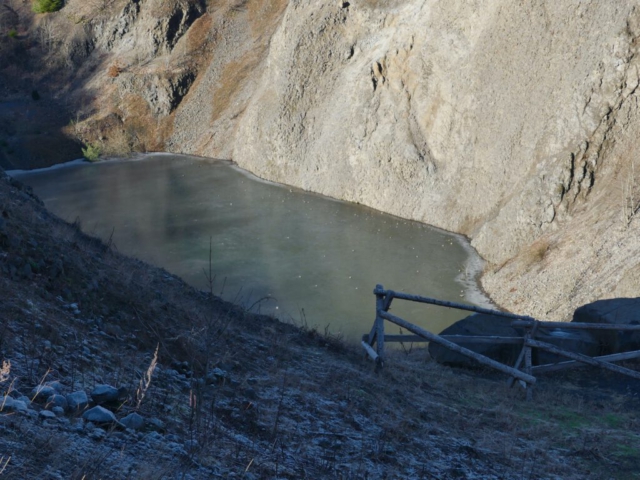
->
xmin=120 ymin=412 xmax=144 ymax=430
xmin=89 ymin=428 xmax=106 ymax=440
xmin=48 ymin=381 xmax=64 ymax=393
xmin=52 ymin=406 xmax=65 ymax=416
xmin=0 ymin=396 xmax=27 ymax=413
xmin=0 ymin=396 xmax=28 ymax=413
xmin=90 ymin=384 xmax=120 ymax=404
xmin=31 ymin=385 xmax=56 ymax=403
xmin=22 ymin=263 xmax=33 ymax=279
xmin=39 ymin=410 xmax=57 ymax=420
xmin=66 ymin=391 xmax=88 ymax=411
xmin=206 ymin=367 xmax=228 ymax=385
xmin=46 ymin=394 xmax=68 ymax=411
xmin=82 ymin=406 xmax=117 ymax=424
xmin=145 ymin=417 xmax=165 ymax=432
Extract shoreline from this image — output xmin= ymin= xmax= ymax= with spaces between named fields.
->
xmin=10 ymin=153 xmax=497 ymax=327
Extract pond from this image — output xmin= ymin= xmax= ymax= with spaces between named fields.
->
xmin=11 ymin=154 xmax=492 ymax=340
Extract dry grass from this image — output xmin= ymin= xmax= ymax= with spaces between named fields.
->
xmin=107 ymin=63 xmax=122 ymax=78
xmin=210 ymin=49 xmax=262 ymax=125
xmin=523 ymin=237 xmax=550 ymax=267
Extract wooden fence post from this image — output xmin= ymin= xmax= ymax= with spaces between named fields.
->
xmin=524 ymin=328 xmax=533 ymax=401
xmin=375 ymin=284 xmax=386 ymax=366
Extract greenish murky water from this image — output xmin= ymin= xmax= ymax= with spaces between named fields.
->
xmin=12 ymin=154 xmax=492 ymax=340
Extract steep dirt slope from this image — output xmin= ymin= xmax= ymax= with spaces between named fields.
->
xmin=2 ymin=167 xmax=640 ymax=479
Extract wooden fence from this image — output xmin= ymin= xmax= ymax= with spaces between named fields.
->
xmin=362 ymin=285 xmax=640 ymax=399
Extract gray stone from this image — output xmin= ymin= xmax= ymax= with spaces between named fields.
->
xmin=573 ymin=298 xmax=640 ymax=354
xmin=89 ymin=428 xmax=106 ymax=440
xmin=120 ymin=412 xmax=144 ymax=430
xmin=48 ymin=381 xmax=64 ymax=393
xmin=206 ymin=367 xmax=228 ymax=385
xmin=82 ymin=406 xmax=117 ymax=424
xmin=52 ymin=406 xmax=65 ymax=416
xmin=428 ymin=314 xmax=523 ymax=367
xmin=39 ymin=410 xmax=57 ymax=420
xmin=46 ymin=394 xmax=68 ymax=411
xmin=31 ymin=385 xmax=56 ymax=403
xmin=66 ymin=391 xmax=89 ymax=411
xmin=0 ymin=396 xmax=27 ymax=413
xmin=145 ymin=417 xmax=165 ymax=432
xmin=90 ymin=384 xmax=120 ymax=404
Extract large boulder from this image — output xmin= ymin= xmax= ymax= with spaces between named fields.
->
xmin=428 ymin=313 xmax=523 ymax=367
xmin=532 ymin=327 xmax=601 ymax=365
xmin=572 ymin=298 xmax=640 ymax=354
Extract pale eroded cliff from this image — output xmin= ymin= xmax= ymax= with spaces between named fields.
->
xmin=3 ymin=0 xmax=640 ymax=321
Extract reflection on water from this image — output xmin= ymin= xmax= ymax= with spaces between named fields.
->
xmin=13 ymin=154 xmax=491 ymax=340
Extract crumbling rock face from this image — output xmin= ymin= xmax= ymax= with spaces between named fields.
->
xmin=117 ymin=69 xmax=196 ymax=117
xmin=227 ymin=0 xmax=640 ymax=320
xmin=4 ymin=0 xmax=640 ymax=321
xmin=93 ymin=0 xmax=205 ymax=58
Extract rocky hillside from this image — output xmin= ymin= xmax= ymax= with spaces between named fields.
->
xmin=2 ymin=0 xmax=640 ymax=320
xmin=2 ymin=161 xmax=640 ymax=479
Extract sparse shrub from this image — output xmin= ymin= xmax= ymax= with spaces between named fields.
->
xmin=31 ymin=90 xmax=40 ymax=101
xmin=8 ymin=30 xmax=17 ymax=39
xmin=107 ymin=63 xmax=122 ymax=78
xmin=32 ymin=0 xmax=63 ymax=14
xmin=81 ymin=143 xmax=100 ymax=162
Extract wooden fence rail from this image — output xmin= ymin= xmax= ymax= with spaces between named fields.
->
xmin=363 ymin=284 xmax=640 ymax=399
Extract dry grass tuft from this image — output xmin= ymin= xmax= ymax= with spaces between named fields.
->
xmin=107 ymin=63 xmax=123 ymax=78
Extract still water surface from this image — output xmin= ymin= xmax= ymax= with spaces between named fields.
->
xmin=13 ymin=155 xmax=492 ymax=340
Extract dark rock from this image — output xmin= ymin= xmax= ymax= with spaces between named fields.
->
xmin=90 ymin=384 xmax=120 ymax=404
xmin=0 ymin=396 xmax=27 ymax=413
xmin=48 ymin=381 xmax=64 ymax=393
xmin=573 ymin=298 xmax=640 ymax=354
xmin=52 ymin=406 xmax=65 ymax=416
xmin=31 ymin=385 xmax=56 ymax=403
xmin=533 ymin=327 xmax=601 ymax=365
xmin=145 ymin=417 xmax=166 ymax=432
xmin=39 ymin=410 xmax=57 ymax=420
xmin=120 ymin=412 xmax=144 ymax=430
xmin=22 ymin=262 xmax=33 ymax=279
xmin=46 ymin=394 xmax=68 ymax=411
xmin=82 ymin=406 xmax=117 ymax=424
xmin=428 ymin=313 xmax=522 ymax=367
xmin=66 ymin=391 xmax=89 ymax=411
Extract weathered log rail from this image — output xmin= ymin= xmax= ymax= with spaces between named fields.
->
xmin=363 ymin=284 xmax=640 ymax=399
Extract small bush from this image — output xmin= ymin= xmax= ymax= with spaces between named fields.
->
xmin=107 ymin=63 xmax=123 ymax=78
xmin=31 ymin=90 xmax=40 ymax=101
xmin=32 ymin=0 xmax=63 ymax=14
xmin=8 ymin=30 xmax=18 ymax=39
xmin=82 ymin=143 xmax=101 ymax=162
